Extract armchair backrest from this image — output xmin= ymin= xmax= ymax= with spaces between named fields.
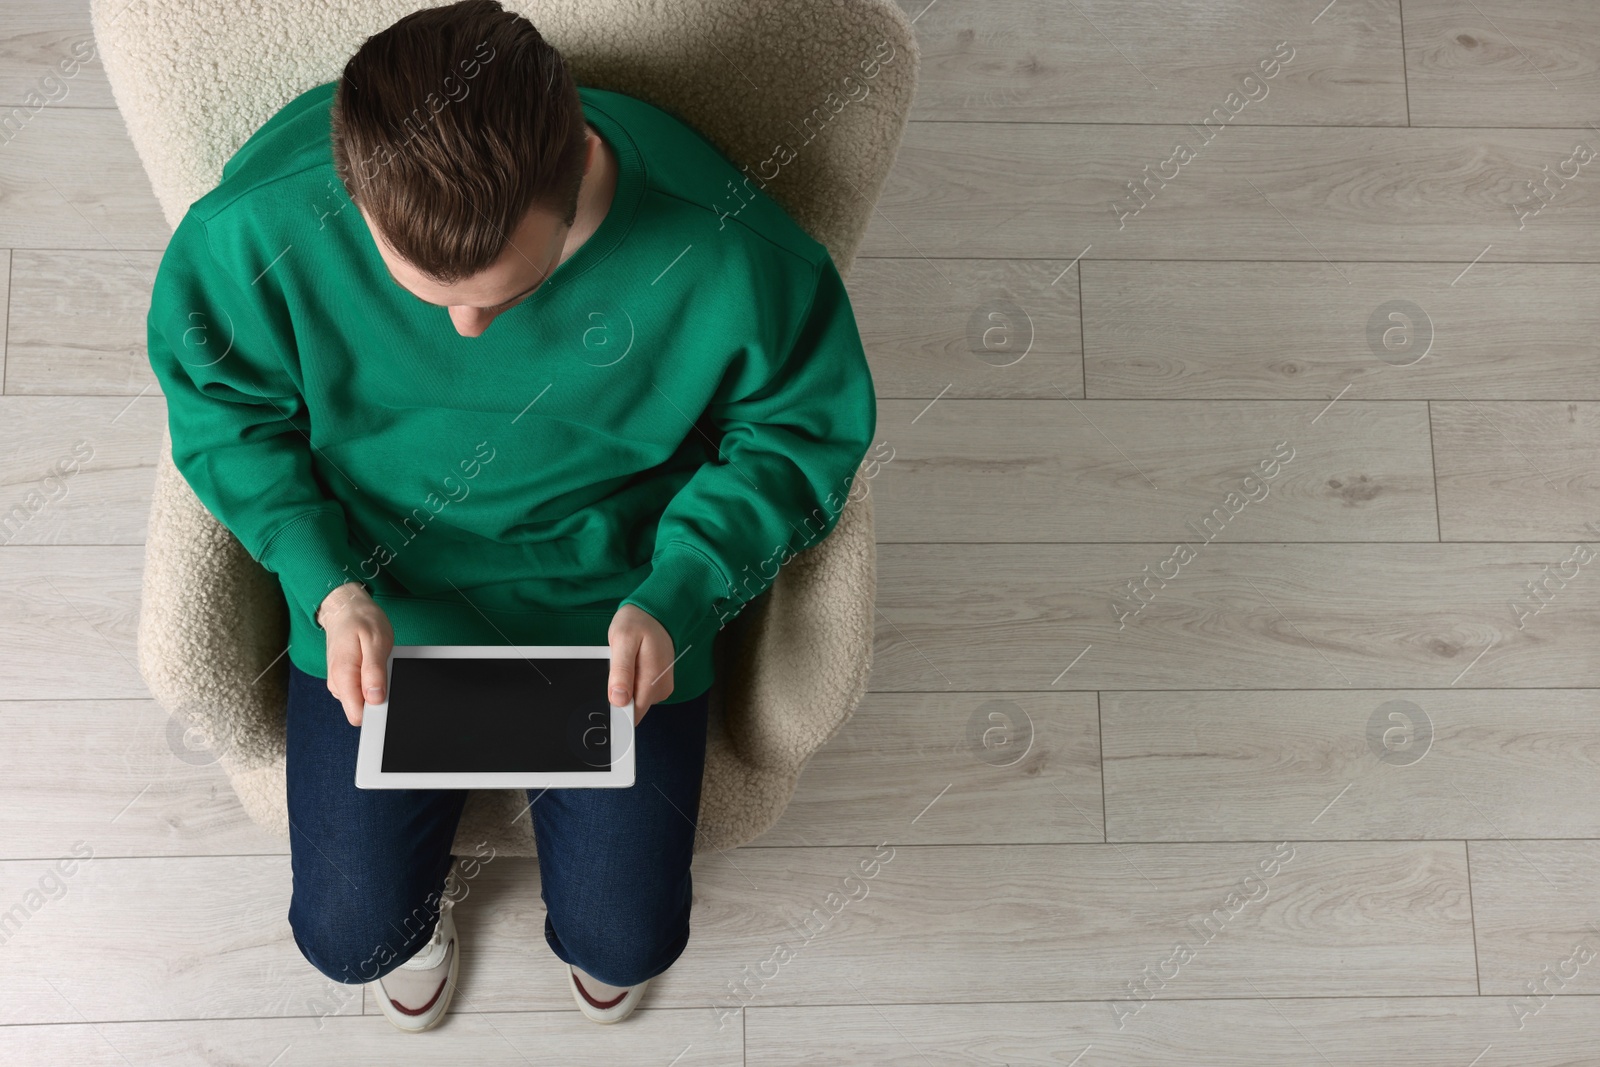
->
xmin=92 ymin=0 xmax=919 ymax=275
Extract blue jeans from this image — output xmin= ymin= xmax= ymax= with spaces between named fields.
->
xmin=283 ymin=661 xmax=710 ymax=989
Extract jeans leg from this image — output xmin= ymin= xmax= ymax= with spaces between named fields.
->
xmin=284 ymin=662 xmax=468 ymax=985
xmin=531 ymin=688 xmax=711 ymax=988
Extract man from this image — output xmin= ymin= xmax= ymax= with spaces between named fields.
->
xmin=144 ymin=0 xmax=877 ymax=1032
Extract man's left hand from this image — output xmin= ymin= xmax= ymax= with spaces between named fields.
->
xmin=607 ymin=603 xmax=675 ymax=724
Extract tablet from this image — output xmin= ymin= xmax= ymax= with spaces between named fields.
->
xmin=354 ymin=645 xmax=635 ymax=790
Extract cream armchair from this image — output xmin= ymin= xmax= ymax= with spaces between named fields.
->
xmin=94 ymin=0 xmax=917 ymax=854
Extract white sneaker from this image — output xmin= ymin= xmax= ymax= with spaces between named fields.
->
xmin=568 ymin=964 xmax=649 ymax=1024
xmin=370 ymin=868 xmax=462 ymax=1033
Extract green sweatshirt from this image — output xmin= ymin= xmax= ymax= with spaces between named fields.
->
xmin=145 ymin=81 xmax=878 ymax=704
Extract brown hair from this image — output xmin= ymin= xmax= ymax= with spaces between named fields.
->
xmin=330 ymin=0 xmax=589 ymax=285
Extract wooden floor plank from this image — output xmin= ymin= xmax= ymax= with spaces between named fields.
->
xmin=1433 ymin=401 xmax=1600 ymax=541
xmin=0 ymin=843 xmax=1473 ymax=1024
xmin=747 ymin=997 xmax=1600 ymax=1067
xmin=756 ymin=691 xmax=1103 ymax=846
xmin=0 ymin=546 xmax=147 ymax=700
xmin=1102 ymin=689 xmax=1600 ymax=841
xmin=847 ymin=257 xmax=1084 ymax=400
xmin=0 ymin=1011 xmax=741 ymax=1065
xmin=871 ymin=543 xmax=1599 ymax=691
xmin=0 ymin=395 xmax=165 ymax=545
xmin=1404 ymin=0 xmax=1600 ymax=127
xmin=5 ymin=249 xmax=162 ymax=395
xmin=1081 ymin=261 xmax=1600 ymax=400
xmin=897 ymin=0 xmax=1405 ymax=125
xmin=870 ymin=399 xmax=1437 ymax=543
xmin=0 ymin=107 xmax=170 ymax=250
xmin=0 ymin=699 xmax=285 ymax=859
xmin=1 ymin=855 xmax=346 ymax=1025
xmin=0 ymin=1 xmax=114 ymax=110
xmin=861 ymin=125 xmax=1600 ymax=261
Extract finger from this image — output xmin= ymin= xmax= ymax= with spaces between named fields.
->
xmin=636 ymin=630 xmax=672 ymax=716
xmin=359 ymin=625 xmax=389 ymax=706
xmin=607 ymin=627 xmax=638 ymax=707
xmin=328 ymin=641 xmax=363 ymax=727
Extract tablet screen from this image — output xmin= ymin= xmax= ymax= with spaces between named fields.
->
xmin=381 ymin=656 xmax=613 ymax=774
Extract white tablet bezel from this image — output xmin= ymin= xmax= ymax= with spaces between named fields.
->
xmin=354 ymin=644 xmax=635 ymax=790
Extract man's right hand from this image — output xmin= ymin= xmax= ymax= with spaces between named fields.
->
xmin=316 ymin=581 xmax=394 ymax=727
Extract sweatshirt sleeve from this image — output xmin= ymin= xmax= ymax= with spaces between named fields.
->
xmin=620 ymin=252 xmax=878 ymax=665
xmin=145 ymin=212 xmax=369 ymax=629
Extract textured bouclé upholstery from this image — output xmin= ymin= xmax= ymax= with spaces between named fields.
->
xmin=92 ymin=0 xmax=917 ymax=855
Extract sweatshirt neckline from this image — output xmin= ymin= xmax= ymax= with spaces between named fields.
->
xmin=513 ymin=87 xmax=644 ymax=308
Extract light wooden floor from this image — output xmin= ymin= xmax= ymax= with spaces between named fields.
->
xmin=5 ymin=0 xmax=1600 ymax=1063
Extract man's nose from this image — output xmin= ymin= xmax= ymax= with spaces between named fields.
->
xmin=450 ymin=307 xmax=496 ymax=337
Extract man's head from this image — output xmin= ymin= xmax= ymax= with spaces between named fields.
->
xmin=331 ymin=0 xmax=591 ymax=336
